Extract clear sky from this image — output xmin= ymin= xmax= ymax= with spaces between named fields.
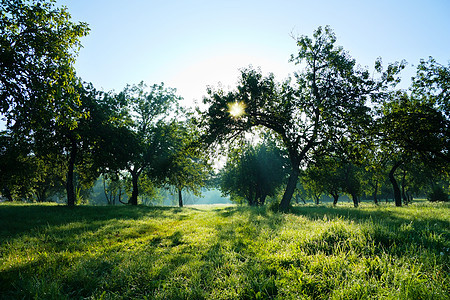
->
xmin=57 ymin=0 xmax=450 ymax=106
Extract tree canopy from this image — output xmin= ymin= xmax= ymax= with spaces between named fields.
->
xmin=201 ymin=26 xmax=404 ymax=210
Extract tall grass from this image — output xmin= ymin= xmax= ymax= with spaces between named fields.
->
xmin=0 ymin=202 xmax=448 ymax=299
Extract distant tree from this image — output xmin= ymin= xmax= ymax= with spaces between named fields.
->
xmin=164 ymin=120 xmax=212 ymax=207
xmin=106 ymin=82 xmax=182 ymax=205
xmin=220 ymin=142 xmax=288 ymax=206
xmin=377 ymin=90 xmax=449 ymax=206
xmin=201 ymin=26 xmax=402 ymax=211
xmin=302 ymin=157 xmax=344 ymax=206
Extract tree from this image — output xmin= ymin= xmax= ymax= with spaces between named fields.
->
xmin=377 ymin=92 xmax=449 ymax=206
xmin=1 ymin=0 xmax=92 ymax=205
xmin=411 ymin=57 xmax=449 ymax=120
xmin=163 ymin=120 xmax=212 ymax=207
xmin=220 ymin=142 xmax=288 ymax=206
xmin=201 ymin=26 xmax=402 ymax=211
xmin=107 ymin=82 xmax=182 ymax=205
xmin=0 ymin=132 xmax=34 ymax=201
xmin=302 ymin=157 xmax=344 ymax=206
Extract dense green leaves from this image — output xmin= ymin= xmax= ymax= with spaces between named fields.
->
xmin=220 ymin=141 xmax=288 ymax=206
xmin=0 ymin=0 xmax=89 ymax=131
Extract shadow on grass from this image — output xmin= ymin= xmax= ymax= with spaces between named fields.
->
xmin=211 ymin=203 xmax=449 ymax=258
xmin=0 ymin=204 xmax=194 ymax=241
xmin=0 ymin=202 xmax=448 ymax=299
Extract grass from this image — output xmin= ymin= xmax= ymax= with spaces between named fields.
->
xmin=0 ymin=201 xmax=448 ymax=299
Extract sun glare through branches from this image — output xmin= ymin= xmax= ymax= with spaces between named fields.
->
xmin=227 ymin=101 xmax=246 ymax=118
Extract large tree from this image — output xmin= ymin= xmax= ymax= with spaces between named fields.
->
xmin=201 ymin=26 xmax=402 ymax=210
xmin=1 ymin=0 xmax=92 ymax=205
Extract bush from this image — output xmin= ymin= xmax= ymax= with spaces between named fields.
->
xmin=427 ymin=186 xmax=449 ymax=202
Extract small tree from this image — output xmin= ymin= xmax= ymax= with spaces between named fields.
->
xmin=161 ymin=120 xmax=212 ymax=207
xmin=104 ymin=82 xmax=182 ymax=205
xmin=220 ymin=142 xmax=288 ymax=206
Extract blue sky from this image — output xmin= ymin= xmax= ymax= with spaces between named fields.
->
xmin=59 ymin=0 xmax=450 ymax=106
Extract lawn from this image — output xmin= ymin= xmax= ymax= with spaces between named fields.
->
xmin=0 ymin=201 xmax=448 ymax=299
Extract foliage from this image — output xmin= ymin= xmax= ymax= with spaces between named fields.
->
xmin=163 ymin=120 xmax=212 ymax=207
xmin=0 ymin=0 xmax=89 ymax=133
xmin=0 ymin=202 xmax=448 ymax=299
xmin=201 ymin=26 xmax=403 ymax=211
xmin=105 ymin=82 xmax=182 ymax=205
xmin=411 ymin=57 xmax=449 ymax=119
xmin=428 ymin=186 xmax=449 ymax=202
xmin=220 ymin=141 xmax=288 ymax=206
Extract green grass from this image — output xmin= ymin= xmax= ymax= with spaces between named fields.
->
xmin=0 ymin=202 xmax=448 ymax=299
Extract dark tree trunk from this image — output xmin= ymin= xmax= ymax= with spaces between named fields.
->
xmin=279 ymin=165 xmax=300 ymax=211
xmin=407 ymin=192 xmax=413 ymax=203
xmin=389 ymin=161 xmax=402 ymax=207
xmin=401 ymin=170 xmax=408 ymax=205
xmin=331 ymin=192 xmax=339 ymax=206
xmin=129 ymin=171 xmax=139 ymax=205
xmin=314 ymin=194 xmax=320 ymax=205
xmin=373 ymin=179 xmax=378 ymax=205
xmin=178 ymin=188 xmax=183 ymax=207
xmin=351 ymin=192 xmax=358 ymax=208
xmin=66 ymin=137 xmax=78 ymax=207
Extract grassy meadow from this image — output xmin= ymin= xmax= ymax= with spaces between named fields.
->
xmin=0 ymin=201 xmax=448 ymax=299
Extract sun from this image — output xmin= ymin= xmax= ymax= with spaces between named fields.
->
xmin=227 ymin=101 xmax=246 ymax=118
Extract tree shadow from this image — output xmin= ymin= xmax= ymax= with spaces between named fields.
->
xmin=0 ymin=204 xmax=187 ymax=242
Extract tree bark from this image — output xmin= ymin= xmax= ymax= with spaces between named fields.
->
xmin=331 ymin=192 xmax=339 ymax=206
xmin=351 ymin=192 xmax=358 ymax=208
xmin=279 ymin=166 xmax=300 ymax=211
xmin=129 ymin=170 xmax=139 ymax=205
xmin=401 ymin=170 xmax=408 ymax=205
xmin=66 ymin=137 xmax=77 ymax=207
xmin=389 ymin=161 xmax=402 ymax=207
xmin=373 ymin=179 xmax=378 ymax=205
xmin=178 ymin=188 xmax=183 ymax=207
xmin=314 ymin=194 xmax=320 ymax=205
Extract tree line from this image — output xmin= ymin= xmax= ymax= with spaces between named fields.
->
xmin=1 ymin=0 xmax=448 ymax=210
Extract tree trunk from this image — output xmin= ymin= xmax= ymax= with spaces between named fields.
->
xmin=373 ymin=179 xmax=378 ymax=205
xmin=129 ymin=171 xmax=139 ymax=205
xmin=388 ymin=161 xmax=402 ymax=207
xmin=279 ymin=165 xmax=300 ymax=211
xmin=314 ymin=194 xmax=320 ymax=205
xmin=331 ymin=192 xmax=339 ymax=206
xmin=103 ymin=178 xmax=112 ymax=205
xmin=178 ymin=188 xmax=183 ymax=207
xmin=66 ymin=137 xmax=77 ymax=207
xmin=351 ymin=192 xmax=358 ymax=208
xmin=401 ymin=170 xmax=408 ymax=205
